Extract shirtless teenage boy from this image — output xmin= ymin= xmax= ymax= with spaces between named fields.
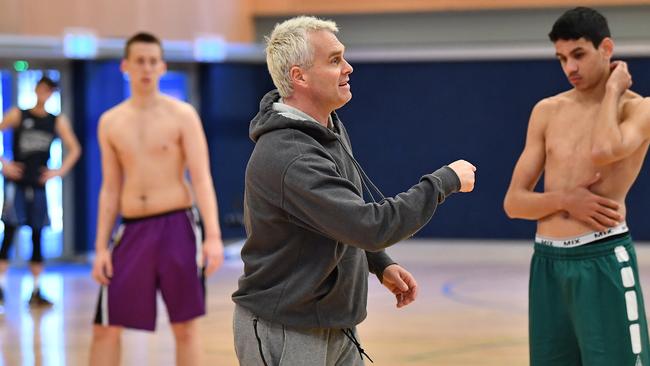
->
xmin=504 ymin=7 xmax=650 ymax=366
xmin=89 ymin=32 xmax=224 ymax=366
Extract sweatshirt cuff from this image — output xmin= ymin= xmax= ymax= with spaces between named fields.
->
xmin=431 ymin=166 xmax=461 ymax=196
xmin=377 ymin=262 xmax=398 ymax=284
xmin=366 ymin=251 xmax=396 ymax=282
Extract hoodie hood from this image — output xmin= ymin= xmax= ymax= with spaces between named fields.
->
xmin=249 ymin=90 xmax=341 ymax=143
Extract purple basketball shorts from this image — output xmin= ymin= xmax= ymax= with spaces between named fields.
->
xmin=94 ymin=208 xmax=205 ymax=331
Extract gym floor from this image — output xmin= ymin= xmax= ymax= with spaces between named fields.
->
xmin=1 ymin=240 xmax=648 ymax=365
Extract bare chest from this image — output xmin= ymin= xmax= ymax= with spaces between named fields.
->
xmin=545 ymin=110 xmax=597 ymax=163
xmin=110 ymin=116 xmax=183 ymax=163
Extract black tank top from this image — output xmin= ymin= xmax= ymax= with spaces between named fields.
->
xmin=12 ymin=109 xmax=56 ymax=187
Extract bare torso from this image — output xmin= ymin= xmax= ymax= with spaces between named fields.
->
xmin=103 ymin=95 xmax=193 ymax=218
xmin=539 ymin=90 xmax=649 ymax=237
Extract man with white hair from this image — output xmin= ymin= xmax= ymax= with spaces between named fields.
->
xmin=232 ymin=16 xmax=476 ymax=365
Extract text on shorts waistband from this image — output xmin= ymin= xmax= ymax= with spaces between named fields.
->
xmin=535 ymin=222 xmax=629 ymax=248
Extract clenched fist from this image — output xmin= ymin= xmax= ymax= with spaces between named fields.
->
xmin=448 ymin=159 xmax=477 ymax=192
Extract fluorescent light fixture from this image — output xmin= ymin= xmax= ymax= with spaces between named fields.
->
xmin=63 ymin=28 xmax=98 ymax=59
xmin=193 ymin=35 xmax=227 ymax=62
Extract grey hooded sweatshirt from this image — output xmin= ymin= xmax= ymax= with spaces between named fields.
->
xmin=232 ymin=90 xmax=461 ymax=329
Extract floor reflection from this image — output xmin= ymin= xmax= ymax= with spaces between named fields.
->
xmin=1 ymin=272 xmax=64 ymax=366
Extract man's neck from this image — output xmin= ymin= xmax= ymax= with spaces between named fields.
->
xmin=30 ymin=103 xmax=47 ymax=116
xmin=129 ymin=90 xmax=161 ymax=109
xmin=282 ymin=96 xmax=331 ymax=128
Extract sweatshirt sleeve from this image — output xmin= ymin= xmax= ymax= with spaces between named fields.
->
xmin=281 ymin=153 xmax=460 ymax=252
xmin=366 ymin=250 xmax=396 ymax=282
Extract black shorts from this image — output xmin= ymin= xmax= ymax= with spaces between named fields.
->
xmin=1 ymin=181 xmax=49 ymax=228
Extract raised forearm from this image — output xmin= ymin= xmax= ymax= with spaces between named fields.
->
xmin=592 ymin=89 xmax=623 ymax=164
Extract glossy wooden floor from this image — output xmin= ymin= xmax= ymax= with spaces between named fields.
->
xmin=2 ymin=240 xmax=650 ymax=366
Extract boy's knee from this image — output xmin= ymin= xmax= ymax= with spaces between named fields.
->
xmin=172 ymin=320 xmax=198 ymax=343
xmin=92 ymin=325 xmax=122 ymax=343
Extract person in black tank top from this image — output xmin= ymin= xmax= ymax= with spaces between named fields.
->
xmin=0 ymin=76 xmax=81 ymax=307
xmin=12 ymin=109 xmax=57 ymax=187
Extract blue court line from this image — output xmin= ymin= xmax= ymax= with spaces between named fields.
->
xmin=441 ymin=274 xmax=527 ymax=315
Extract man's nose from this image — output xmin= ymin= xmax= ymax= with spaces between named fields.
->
xmin=342 ymin=58 xmax=353 ymax=74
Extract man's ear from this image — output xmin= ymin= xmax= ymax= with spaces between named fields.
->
xmin=600 ymin=37 xmax=614 ymax=58
xmin=290 ymin=65 xmax=307 ymax=87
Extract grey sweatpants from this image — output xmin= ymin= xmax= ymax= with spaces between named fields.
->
xmin=233 ymin=304 xmax=366 ymax=366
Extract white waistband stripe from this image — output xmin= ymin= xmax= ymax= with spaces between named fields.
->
xmin=536 ymin=222 xmax=628 ymax=248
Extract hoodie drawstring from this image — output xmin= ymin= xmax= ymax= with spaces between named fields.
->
xmin=336 ymin=137 xmax=386 ymax=204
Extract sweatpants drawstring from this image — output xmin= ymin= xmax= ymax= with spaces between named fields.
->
xmin=342 ymin=328 xmax=374 ymax=363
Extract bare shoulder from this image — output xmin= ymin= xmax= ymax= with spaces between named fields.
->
xmin=642 ymin=96 xmax=650 ymax=111
xmin=0 ymin=107 xmax=21 ymax=130
xmin=98 ymin=102 xmax=129 ymax=138
xmin=2 ymin=106 xmax=21 ymax=119
xmin=156 ymin=96 xmax=201 ymax=133
xmin=5 ymin=106 xmax=21 ymax=116
xmin=621 ymin=91 xmax=650 ymax=119
xmin=160 ymin=94 xmax=199 ymax=120
xmin=98 ymin=101 xmax=129 ymax=129
xmin=547 ymin=89 xmax=575 ymax=105
xmin=623 ymin=90 xmax=648 ymax=104
xmin=530 ymin=94 xmax=564 ymax=122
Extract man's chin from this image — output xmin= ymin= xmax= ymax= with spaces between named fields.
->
xmin=572 ymin=83 xmax=591 ymax=91
xmin=335 ymin=99 xmax=351 ymax=110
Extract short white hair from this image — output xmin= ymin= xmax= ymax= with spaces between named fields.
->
xmin=265 ymin=16 xmax=339 ymax=98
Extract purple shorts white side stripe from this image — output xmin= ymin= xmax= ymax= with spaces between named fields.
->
xmin=93 ymin=208 xmax=205 ymax=331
